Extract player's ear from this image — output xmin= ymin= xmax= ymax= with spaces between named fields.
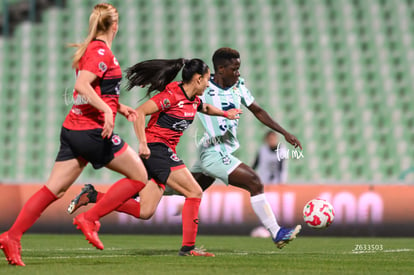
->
xmin=196 ymin=74 xmax=203 ymax=84
xmin=112 ymin=20 xmax=118 ymax=34
xmin=217 ymin=64 xmax=225 ymax=75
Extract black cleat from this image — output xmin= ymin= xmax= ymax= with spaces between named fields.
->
xmin=67 ymin=184 xmax=97 ymax=214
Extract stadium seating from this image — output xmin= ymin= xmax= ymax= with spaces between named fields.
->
xmin=0 ymin=0 xmax=413 ymax=183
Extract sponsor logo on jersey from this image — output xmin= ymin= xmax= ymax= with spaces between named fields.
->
xmin=162 ymin=98 xmax=171 ymax=110
xmin=184 ymin=112 xmax=195 ymax=117
xmin=221 ymin=155 xmax=231 ymax=165
xmin=177 ymin=101 xmax=184 ymax=108
xmin=98 ymin=49 xmax=105 ymax=55
xmin=99 ymin=62 xmax=107 ymax=72
xmin=207 ymin=88 xmax=217 ymax=96
xmin=172 ymin=120 xmax=190 ymax=131
xmin=219 ymin=120 xmax=228 ymax=132
xmin=111 ymin=135 xmax=121 ymax=145
xmin=221 ymin=102 xmax=236 ymax=111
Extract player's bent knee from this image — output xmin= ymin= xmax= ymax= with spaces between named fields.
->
xmin=186 ymin=188 xmax=203 ymax=199
xmin=139 ymin=205 xmax=157 ymax=220
xmin=45 ymin=184 xmax=68 ymax=199
xmin=139 ymin=211 xmax=155 ymax=220
xmin=248 ymin=174 xmax=264 ymax=195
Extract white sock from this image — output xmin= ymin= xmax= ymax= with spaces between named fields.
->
xmin=250 ymin=194 xmax=280 ymax=238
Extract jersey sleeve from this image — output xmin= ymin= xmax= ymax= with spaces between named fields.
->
xmin=239 ymin=78 xmax=255 ymax=107
xmin=197 ymin=97 xmax=203 ymax=112
xmin=80 ymin=44 xmax=112 ymax=78
xmin=150 ymin=90 xmax=177 ymax=111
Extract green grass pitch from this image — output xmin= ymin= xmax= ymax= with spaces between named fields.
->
xmin=0 ymin=234 xmax=413 ymax=275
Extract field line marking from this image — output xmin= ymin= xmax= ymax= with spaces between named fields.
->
xmin=22 ymin=247 xmax=123 ymax=252
xmin=350 ymin=248 xmax=413 ymax=254
xmin=24 ymin=255 xmax=138 ymax=260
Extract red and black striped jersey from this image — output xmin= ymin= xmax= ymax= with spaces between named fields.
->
xmin=146 ymin=81 xmax=203 ymax=152
xmin=63 ymin=39 xmax=122 ymax=130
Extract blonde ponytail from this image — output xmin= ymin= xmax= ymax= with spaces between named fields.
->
xmin=69 ymin=3 xmax=118 ymax=69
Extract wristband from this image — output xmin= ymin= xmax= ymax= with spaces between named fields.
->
xmin=223 ymin=111 xmax=229 ymax=118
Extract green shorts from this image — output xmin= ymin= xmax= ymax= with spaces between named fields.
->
xmin=191 ymin=150 xmax=241 ymax=185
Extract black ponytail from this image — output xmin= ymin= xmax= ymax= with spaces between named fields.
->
xmin=126 ymin=58 xmax=209 ymax=97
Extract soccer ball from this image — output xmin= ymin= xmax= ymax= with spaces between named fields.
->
xmin=303 ymin=199 xmax=335 ymax=229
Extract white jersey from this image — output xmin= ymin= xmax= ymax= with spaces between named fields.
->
xmin=197 ymin=76 xmax=255 ymax=154
xmin=254 ymin=144 xmax=288 ymax=184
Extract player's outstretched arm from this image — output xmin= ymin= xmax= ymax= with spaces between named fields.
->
xmin=118 ymin=103 xmax=137 ymax=121
xmin=248 ymin=101 xmax=303 ymax=150
xmin=199 ymin=103 xmax=242 ymax=120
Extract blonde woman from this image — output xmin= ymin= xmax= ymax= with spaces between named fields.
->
xmin=0 ymin=3 xmax=148 ymax=266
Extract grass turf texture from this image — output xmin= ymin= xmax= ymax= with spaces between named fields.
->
xmin=0 ymin=235 xmax=413 ymax=275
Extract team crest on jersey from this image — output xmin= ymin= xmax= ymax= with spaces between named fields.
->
xmin=162 ymin=98 xmax=171 ymax=110
xmin=111 ymin=135 xmax=121 ymax=145
xmin=167 ymin=147 xmax=181 ymax=162
xmin=170 ymin=152 xmax=180 ymax=162
xmin=99 ymin=62 xmax=107 ymax=72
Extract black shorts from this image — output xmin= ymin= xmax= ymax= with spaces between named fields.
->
xmin=56 ymin=127 xmax=127 ymax=169
xmin=142 ymin=142 xmax=185 ymax=185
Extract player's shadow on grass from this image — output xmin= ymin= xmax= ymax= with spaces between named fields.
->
xmin=122 ymin=248 xmax=180 ymax=256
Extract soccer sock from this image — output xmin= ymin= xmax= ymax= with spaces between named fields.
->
xmin=115 ymin=199 xmax=141 ymax=218
xmin=8 ymin=186 xmax=58 ymax=241
xmin=181 ymin=197 xmax=201 ymax=248
xmin=84 ymin=178 xmax=145 ymax=221
xmin=95 ymin=191 xmax=141 ymax=218
xmin=250 ymin=194 xmax=280 ymax=238
xmin=96 ymin=191 xmax=104 ymax=202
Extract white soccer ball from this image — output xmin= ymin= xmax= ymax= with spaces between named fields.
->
xmin=303 ymin=198 xmax=335 ymax=229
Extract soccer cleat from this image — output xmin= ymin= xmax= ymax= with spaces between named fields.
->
xmin=273 ymin=225 xmax=302 ymax=249
xmin=67 ymin=184 xmax=97 ymax=214
xmin=178 ymin=246 xmax=215 ymax=257
xmin=0 ymin=232 xmax=25 ymax=266
xmin=73 ymin=213 xmax=104 ymax=250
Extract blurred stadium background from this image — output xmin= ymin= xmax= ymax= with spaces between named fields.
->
xmin=0 ymin=0 xmax=413 ymax=236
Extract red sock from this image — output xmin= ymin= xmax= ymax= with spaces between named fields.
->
xmin=96 ymin=191 xmax=140 ymax=218
xmin=84 ymin=178 xmax=145 ymax=221
xmin=8 ymin=186 xmax=58 ymax=241
xmin=96 ymin=191 xmax=104 ymax=202
xmin=181 ymin=198 xmax=201 ymax=247
xmin=116 ymin=199 xmax=141 ymax=218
